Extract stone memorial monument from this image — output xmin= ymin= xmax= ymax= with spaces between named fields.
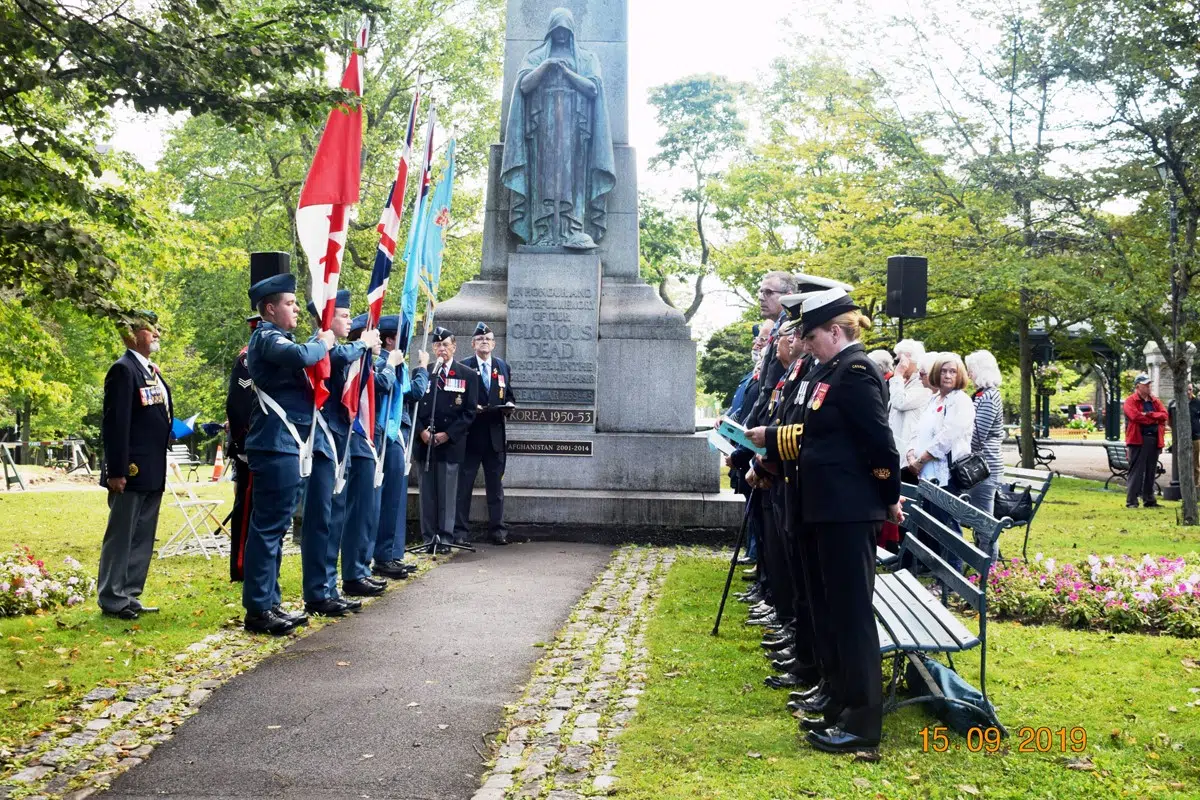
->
xmin=436 ymin=0 xmax=736 ymax=529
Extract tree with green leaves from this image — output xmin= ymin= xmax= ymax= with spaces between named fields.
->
xmin=1 ymin=0 xmax=374 ymax=321
xmin=647 ymin=74 xmax=747 ymax=322
xmin=697 ymin=321 xmax=756 ymax=410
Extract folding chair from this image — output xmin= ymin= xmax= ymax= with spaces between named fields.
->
xmin=158 ymin=452 xmax=230 ymax=559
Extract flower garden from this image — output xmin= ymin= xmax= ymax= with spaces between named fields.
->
xmin=0 ymin=546 xmax=94 ymax=617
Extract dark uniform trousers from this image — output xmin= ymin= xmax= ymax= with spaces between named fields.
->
xmin=244 ymin=450 xmax=305 ymax=612
xmin=455 ymin=445 xmax=505 ymax=541
xmin=340 ymin=453 xmax=380 ymax=581
xmin=98 ymin=490 xmax=162 ymax=613
xmin=762 ymin=483 xmax=796 ymax=623
xmin=374 ymin=438 xmax=408 ymax=562
xmin=229 ymin=461 xmax=252 ymax=582
xmin=420 ymin=460 xmax=459 ymax=544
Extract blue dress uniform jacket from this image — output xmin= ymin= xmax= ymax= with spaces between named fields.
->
xmin=244 ymin=322 xmax=332 ymax=459
xmin=100 ymin=352 xmax=173 ymax=493
xmin=462 ymin=355 xmax=515 ymax=454
xmin=414 ymin=361 xmax=480 ymax=464
xmin=318 ymin=341 xmax=370 ymax=461
xmin=347 ymin=355 xmax=396 ymax=459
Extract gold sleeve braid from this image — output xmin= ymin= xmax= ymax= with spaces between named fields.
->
xmin=778 ymin=424 xmax=803 ymax=461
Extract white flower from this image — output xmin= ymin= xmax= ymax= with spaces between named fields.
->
xmin=1104 ymin=590 xmax=1119 ymax=602
xmin=1045 ymin=558 xmax=1057 ymax=573
xmin=1035 ymin=552 xmax=1044 ymax=562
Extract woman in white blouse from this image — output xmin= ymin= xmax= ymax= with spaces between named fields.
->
xmin=906 ymin=353 xmax=975 ymax=490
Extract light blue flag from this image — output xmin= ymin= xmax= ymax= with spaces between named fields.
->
xmin=418 ymin=139 xmax=456 ymax=302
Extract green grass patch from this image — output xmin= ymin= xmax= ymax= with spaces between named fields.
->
xmin=616 ymin=557 xmax=1200 ymax=799
xmin=0 ymin=484 xmax=305 ymax=746
xmin=994 ymin=477 xmax=1200 ymax=562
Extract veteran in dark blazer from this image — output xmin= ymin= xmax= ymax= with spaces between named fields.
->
xmin=455 ymin=322 xmax=516 ymax=545
xmin=98 ymin=311 xmax=172 ymax=620
xmin=414 ymin=327 xmax=479 ymax=549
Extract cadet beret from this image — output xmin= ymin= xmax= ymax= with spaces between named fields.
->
xmin=249 ymin=273 xmax=297 ymax=307
xmin=378 ymin=315 xmax=400 ymax=336
xmin=349 ymin=313 xmax=369 ymax=335
xmin=800 ymin=288 xmax=860 ymax=336
xmin=431 ymin=326 xmax=454 ymax=343
xmin=474 ymin=322 xmax=493 ymax=337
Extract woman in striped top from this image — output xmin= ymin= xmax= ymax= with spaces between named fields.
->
xmin=965 ymin=350 xmax=1006 ymax=556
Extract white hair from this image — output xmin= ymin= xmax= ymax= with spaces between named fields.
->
xmin=918 ymin=352 xmax=940 ymax=374
xmin=895 ymin=339 xmax=925 ymax=359
xmin=868 ymin=349 xmax=893 ymax=373
xmin=965 ymin=349 xmax=1003 ymax=389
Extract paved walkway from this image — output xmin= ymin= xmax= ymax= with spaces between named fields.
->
xmin=104 ymin=542 xmax=614 ymax=800
xmin=1001 ymin=442 xmax=1175 ymax=484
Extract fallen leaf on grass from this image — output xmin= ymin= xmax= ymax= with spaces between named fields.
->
xmin=1062 ymin=756 xmax=1095 ymax=771
xmin=853 ymin=777 xmax=871 ymax=789
xmin=1182 ymin=658 xmax=1199 ymax=670
xmin=746 ymin=751 xmax=762 ymax=759
xmin=664 ymin=671 xmax=682 ymax=678
xmin=957 ymin=785 xmax=979 ymax=795
xmin=1170 ymin=782 xmax=1187 ymax=790
xmin=853 ymin=750 xmax=881 ymax=763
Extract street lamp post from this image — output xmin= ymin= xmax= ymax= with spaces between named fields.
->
xmin=1158 ymin=162 xmax=1183 ymax=501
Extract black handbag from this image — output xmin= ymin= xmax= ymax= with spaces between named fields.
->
xmin=994 ymin=483 xmax=1033 ymax=522
xmin=950 ymin=452 xmax=990 ymax=490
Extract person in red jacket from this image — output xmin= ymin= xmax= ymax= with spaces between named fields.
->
xmin=1124 ymin=374 xmax=1168 ymax=508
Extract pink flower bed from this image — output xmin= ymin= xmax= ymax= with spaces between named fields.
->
xmin=976 ymin=553 xmax=1200 ymax=638
xmin=0 ymin=546 xmax=94 ymax=617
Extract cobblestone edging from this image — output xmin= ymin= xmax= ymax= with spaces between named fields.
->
xmin=472 ymin=546 xmax=675 ymax=800
xmin=0 ymin=556 xmax=443 ymax=800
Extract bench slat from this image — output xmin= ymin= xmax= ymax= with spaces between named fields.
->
xmin=871 ymin=586 xmax=922 ymax=651
xmin=893 ymin=570 xmax=980 ymax=650
xmin=876 ymin=574 xmax=963 ymax=651
xmin=876 ymin=546 xmax=898 ymax=567
xmin=877 ymin=619 xmax=898 ymax=654
xmin=1004 ymin=466 xmax=1053 ymax=482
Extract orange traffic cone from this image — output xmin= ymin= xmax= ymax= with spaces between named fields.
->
xmin=211 ymin=444 xmax=225 ymax=482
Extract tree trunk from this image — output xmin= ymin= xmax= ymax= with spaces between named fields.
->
xmin=1171 ymin=356 xmax=1197 ymax=524
xmin=1018 ymin=301 xmax=1034 ymax=469
xmin=18 ymin=396 xmax=32 ymax=465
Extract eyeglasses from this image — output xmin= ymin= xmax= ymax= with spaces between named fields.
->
xmin=757 ymin=288 xmax=783 ymax=298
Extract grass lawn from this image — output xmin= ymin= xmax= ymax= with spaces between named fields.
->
xmin=616 ymin=478 xmax=1200 ymax=799
xmin=0 ymin=483 xmax=306 ymax=747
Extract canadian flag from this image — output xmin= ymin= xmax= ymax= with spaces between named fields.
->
xmin=296 ymin=22 xmax=368 ymax=408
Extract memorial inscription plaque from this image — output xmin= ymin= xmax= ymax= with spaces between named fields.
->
xmin=508 ymin=439 xmax=594 ymax=457
xmin=509 ymin=407 xmax=595 ymax=425
xmin=505 ymin=253 xmax=601 ymax=408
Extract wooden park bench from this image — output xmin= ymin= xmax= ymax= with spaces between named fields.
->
xmin=996 ymin=466 xmax=1053 ymax=563
xmin=876 ymin=483 xmax=919 ymax=570
xmin=1103 ymin=441 xmax=1165 ymax=493
xmin=874 ymin=479 xmax=1001 ymax=726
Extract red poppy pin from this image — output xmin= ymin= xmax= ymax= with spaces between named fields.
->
xmin=449 ymin=370 xmax=455 ymax=377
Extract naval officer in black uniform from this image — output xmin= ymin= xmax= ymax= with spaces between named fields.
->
xmin=415 ymin=327 xmax=479 ymax=550
xmin=455 ymin=322 xmax=516 ymax=545
xmin=97 ymin=310 xmax=172 ymax=620
xmin=757 ymin=287 xmax=901 ymax=754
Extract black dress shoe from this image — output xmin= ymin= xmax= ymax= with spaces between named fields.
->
xmin=740 ymin=570 xmax=758 ymax=582
xmin=736 ymin=556 xmax=755 ymax=565
xmin=363 ymin=575 xmax=389 ymax=589
xmin=244 ymin=609 xmax=295 ymax=636
xmin=273 ymin=605 xmax=309 ymax=626
xmin=800 ymin=715 xmax=836 ymax=732
xmin=790 ymin=682 xmax=826 ymax=702
xmin=339 ymin=597 xmax=363 ymax=612
xmin=769 ymin=646 xmax=796 ymax=661
xmin=489 ymin=535 xmax=510 ymax=545
xmin=795 ymin=691 xmax=834 ymax=714
xmin=806 ymin=726 xmax=879 ymax=753
xmin=342 ymin=579 xmax=385 ymax=597
xmin=372 ymin=561 xmax=409 ymax=579
xmin=102 ymin=607 xmax=139 ymax=620
xmin=305 ymin=598 xmax=351 ymax=617
xmin=764 ymin=673 xmax=810 ymax=690
xmin=772 ymin=656 xmax=803 ymax=672
xmin=747 ymin=613 xmax=779 ymax=627
xmin=130 ymin=603 xmax=159 ymax=613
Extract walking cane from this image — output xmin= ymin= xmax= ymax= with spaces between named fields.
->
xmin=712 ymin=488 xmax=757 ymax=636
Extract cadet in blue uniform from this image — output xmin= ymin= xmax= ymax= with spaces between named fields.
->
xmin=226 ymin=314 xmax=259 ymax=583
xmin=242 ymin=254 xmax=335 ymax=635
xmin=371 ymin=315 xmax=429 ymax=578
xmin=771 ymin=288 xmax=901 ymax=754
xmin=98 ymin=310 xmax=172 ymax=620
xmin=309 ymin=295 xmax=382 ymax=610
xmin=339 ymin=313 xmax=399 ymax=591
xmin=455 ymin=322 xmax=517 ymax=545
xmin=415 ymin=327 xmax=479 ymax=550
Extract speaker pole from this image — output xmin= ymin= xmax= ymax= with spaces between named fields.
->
xmin=898 ymin=317 xmax=904 ymax=344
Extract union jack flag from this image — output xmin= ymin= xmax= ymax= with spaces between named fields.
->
xmin=344 ymin=86 xmax=422 ymax=442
